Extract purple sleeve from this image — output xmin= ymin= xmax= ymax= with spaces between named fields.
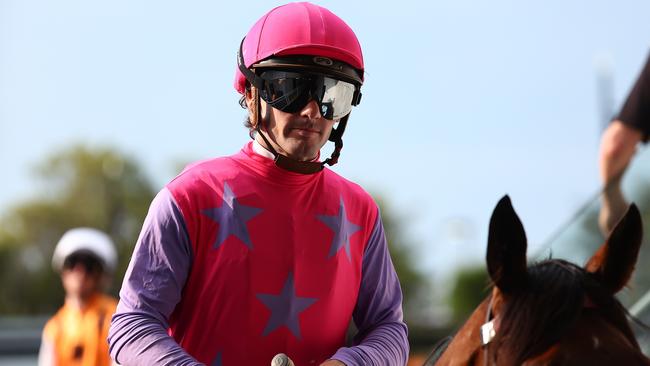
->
xmin=108 ymin=188 xmax=203 ymax=365
xmin=330 ymin=212 xmax=409 ymax=365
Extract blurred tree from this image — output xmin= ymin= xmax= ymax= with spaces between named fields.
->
xmin=373 ymin=196 xmax=430 ymax=321
xmin=447 ymin=265 xmax=489 ymax=325
xmin=0 ymin=148 xmax=429 ymax=319
xmin=0 ymin=145 xmax=155 ymax=314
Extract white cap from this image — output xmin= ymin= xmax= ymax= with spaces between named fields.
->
xmin=52 ymin=227 xmax=117 ymax=273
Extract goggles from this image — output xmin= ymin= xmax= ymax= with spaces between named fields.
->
xmin=257 ymin=70 xmax=358 ymax=120
xmin=63 ymin=252 xmax=103 ymax=274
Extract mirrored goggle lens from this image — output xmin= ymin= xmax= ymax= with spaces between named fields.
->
xmin=258 ymin=71 xmax=356 ymax=120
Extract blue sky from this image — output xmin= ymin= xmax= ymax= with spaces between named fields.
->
xmin=2 ymin=0 xmax=650 ymax=278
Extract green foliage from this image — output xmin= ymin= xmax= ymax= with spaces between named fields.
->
xmin=0 ymin=145 xmax=155 ymax=314
xmin=373 ymin=195 xmax=429 ymax=321
xmin=0 ymin=146 xmax=428 ymax=319
xmin=448 ymin=265 xmax=490 ymax=324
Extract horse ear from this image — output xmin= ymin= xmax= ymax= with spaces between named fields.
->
xmin=486 ymin=195 xmax=528 ymax=294
xmin=585 ymin=204 xmax=643 ymax=293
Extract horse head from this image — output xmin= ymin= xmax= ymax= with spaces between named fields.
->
xmin=433 ymin=195 xmax=649 ymax=366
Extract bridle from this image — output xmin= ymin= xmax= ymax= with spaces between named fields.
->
xmin=480 ymin=293 xmax=497 ymax=366
xmin=421 ymin=294 xmax=497 ymax=366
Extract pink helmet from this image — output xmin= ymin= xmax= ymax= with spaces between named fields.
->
xmin=234 ymin=2 xmax=364 ymax=94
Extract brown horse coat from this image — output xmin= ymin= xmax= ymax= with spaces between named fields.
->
xmin=434 ymin=196 xmax=650 ymax=366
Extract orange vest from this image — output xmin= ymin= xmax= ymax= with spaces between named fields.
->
xmin=43 ymin=294 xmax=117 ymax=366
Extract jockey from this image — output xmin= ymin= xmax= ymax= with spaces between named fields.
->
xmin=39 ymin=228 xmax=118 ymax=366
xmin=108 ymin=3 xmax=408 ymax=365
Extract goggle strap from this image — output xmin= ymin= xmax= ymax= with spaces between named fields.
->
xmin=353 ymin=91 xmax=362 ymax=106
xmin=238 ymin=38 xmax=265 ymax=90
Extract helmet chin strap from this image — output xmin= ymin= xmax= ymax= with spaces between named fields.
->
xmin=251 ymin=86 xmax=347 ymax=175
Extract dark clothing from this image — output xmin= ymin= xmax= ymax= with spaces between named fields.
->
xmin=618 ymin=53 xmax=650 ymax=140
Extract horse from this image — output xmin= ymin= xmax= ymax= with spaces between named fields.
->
xmin=429 ymin=195 xmax=650 ymax=366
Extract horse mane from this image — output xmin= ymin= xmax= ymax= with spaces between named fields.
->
xmin=493 ymin=258 xmax=640 ymax=365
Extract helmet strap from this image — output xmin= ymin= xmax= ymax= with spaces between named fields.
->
xmin=323 ymin=115 xmax=348 ymax=167
xmin=250 ymin=87 xmax=345 ymax=174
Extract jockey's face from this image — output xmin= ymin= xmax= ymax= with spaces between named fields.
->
xmin=61 ymin=258 xmax=103 ymax=300
xmin=247 ymin=91 xmax=335 ymax=162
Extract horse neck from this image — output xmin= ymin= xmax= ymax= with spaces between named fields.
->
xmin=435 ymin=296 xmax=491 ymax=366
xmin=524 ymin=311 xmax=650 ymax=366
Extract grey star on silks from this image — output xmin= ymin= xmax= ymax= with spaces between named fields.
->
xmin=210 ymin=351 xmax=222 ymax=366
xmin=317 ymin=197 xmax=362 ymax=261
xmin=256 ymin=272 xmax=318 ymax=339
xmin=202 ymin=182 xmax=262 ymax=250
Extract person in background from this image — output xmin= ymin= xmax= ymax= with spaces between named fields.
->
xmin=38 ymin=227 xmax=118 ymax=366
xmin=108 ymin=2 xmax=408 ymax=365
xmin=598 ymin=53 xmax=650 ymax=235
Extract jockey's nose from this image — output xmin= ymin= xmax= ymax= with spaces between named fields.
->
xmin=299 ymin=99 xmax=322 ymax=120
